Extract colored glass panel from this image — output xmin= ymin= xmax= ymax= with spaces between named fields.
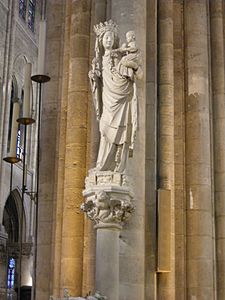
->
xmin=7 ymin=258 xmax=15 ymax=289
xmin=28 ymin=0 xmax=36 ymax=32
xmin=19 ymin=0 xmax=27 ymax=21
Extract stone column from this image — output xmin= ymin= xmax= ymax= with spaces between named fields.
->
xmin=82 ymin=171 xmax=134 ymax=300
xmin=184 ymin=1 xmax=215 ymax=298
xmin=82 ymin=1 xmax=107 ymax=294
xmin=59 ymin=0 xmax=91 ymax=297
xmin=36 ymin=1 xmax=64 ymax=299
xmin=210 ymin=1 xmax=225 ymax=299
xmin=145 ymin=0 xmax=157 ymax=298
xmin=51 ymin=1 xmax=71 ymax=297
xmin=95 ymin=224 xmax=121 ymax=299
xmin=157 ymin=0 xmax=175 ymax=298
xmin=110 ymin=2 xmax=146 ymax=299
xmin=174 ymin=1 xmax=186 ymax=299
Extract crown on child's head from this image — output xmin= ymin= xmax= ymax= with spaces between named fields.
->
xmin=94 ymin=20 xmax=118 ymax=37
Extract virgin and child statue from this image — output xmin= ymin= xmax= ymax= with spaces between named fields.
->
xmin=89 ymin=20 xmax=142 ymax=173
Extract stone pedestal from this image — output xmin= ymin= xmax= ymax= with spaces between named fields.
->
xmin=82 ymin=170 xmax=134 ymax=300
xmin=95 ymin=224 xmax=120 ymax=300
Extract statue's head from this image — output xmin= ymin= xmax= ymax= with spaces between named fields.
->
xmin=126 ymin=30 xmax=136 ymax=43
xmin=94 ymin=20 xmax=119 ymax=55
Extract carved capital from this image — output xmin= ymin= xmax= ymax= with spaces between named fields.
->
xmin=82 ymin=171 xmax=134 ymax=227
xmin=7 ymin=242 xmax=33 ymax=257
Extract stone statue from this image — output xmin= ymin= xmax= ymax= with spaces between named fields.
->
xmin=87 ymin=291 xmax=107 ymax=300
xmin=49 ymin=290 xmax=107 ymax=300
xmin=89 ymin=20 xmax=142 ymax=173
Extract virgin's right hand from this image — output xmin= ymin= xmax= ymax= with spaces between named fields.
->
xmin=88 ymin=70 xmax=95 ymax=80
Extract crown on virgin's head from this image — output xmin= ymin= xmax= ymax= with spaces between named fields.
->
xmin=94 ymin=20 xmax=118 ymax=37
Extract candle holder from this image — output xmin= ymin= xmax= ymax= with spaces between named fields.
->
xmin=3 ymin=156 xmax=21 ymax=164
xmin=31 ymin=74 xmax=50 ymax=83
xmin=2 ymin=158 xmax=21 ymax=193
xmin=16 ymin=119 xmax=34 ymax=300
xmin=3 ymin=70 xmax=50 ymax=300
xmin=16 ymin=117 xmax=35 ymax=125
xmin=31 ymin=72 xmax=50 ymax=300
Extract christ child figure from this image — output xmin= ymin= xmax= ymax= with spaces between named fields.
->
xmin=116 ymin=31 xmax=140 ymax=79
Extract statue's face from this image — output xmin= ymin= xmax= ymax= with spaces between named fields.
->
xmin=102 ymin=31 xmax=114 ymax=50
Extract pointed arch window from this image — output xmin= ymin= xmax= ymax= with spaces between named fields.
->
xmin=17 ymin=89 xmax=24 ymax=159
xmin=16 ymin=129 xmax=22 ymax=158
xmin=7 ymin=258 xmax=16 ymax=289
xmin=19 ymin=0 xmax=36 ymax=32
xmin=8 ymin=78 xmax=19 ymax=153
xmin=28 ymin=0 xmax=36 ymax=32
xmin=19 ymin=0 xmax=27 ymax=21
xmin=7 ymin=81 xmax=15 ymax=151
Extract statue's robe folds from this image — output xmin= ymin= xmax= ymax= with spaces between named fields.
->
xmin=96 ymin=53 xmax=137 ymax=172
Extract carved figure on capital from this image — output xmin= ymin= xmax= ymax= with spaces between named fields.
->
xmin=89 ymin=20 xmax=142 ymax=173
xmin=81 ymin=189 xmax=134 ymax=226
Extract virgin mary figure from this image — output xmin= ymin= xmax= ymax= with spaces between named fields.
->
xmin=89 ymin=20 xmax=142 ymax=173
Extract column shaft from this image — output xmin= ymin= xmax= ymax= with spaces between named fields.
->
xmin=158 ymin=0 xmax=174 ymax=190
xmin=95 ymin=227 xmax=120 ymax=300
xmin=110 ymin=1 xmax=146 ymax=299
xmin=82 ymin=0 xmax=106 ymax=294
xmin=60 ymin=0 xmax=91 ymax=296
xmin=36 ymin=1 xmax=64 ymax=299
xmin=210 ymin=1 xmax=225 ymax=299
xmin=145 ymin=0 xmax=157 ymax=298
xmin=184 ymin=0 xmax=215 ymax=298
xmin=157 ymin=0 xmax=175 ymax=298
xmin=51 ymin=1 xmax=71 ymax=297
xmin=174 ymin=1 xmax=186 ymax=299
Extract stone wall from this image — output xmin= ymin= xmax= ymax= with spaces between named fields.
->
xmin=0 ymin=0 xmax=42 ymax=296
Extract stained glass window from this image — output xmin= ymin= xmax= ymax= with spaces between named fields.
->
xmin=7 ymin=258 xmax=15 ymax=289
xmin=28 ymin=0 xmax=36 ymax=32
xmin=16 ymin=129 xmax=21 ymax=158
xmin=18 ymin=89 xmax=24 ymax=160
xmin=7 ymin=82 xmax=15 ymax=152
xmin=19 ymin=0 xmax=27 ymax=21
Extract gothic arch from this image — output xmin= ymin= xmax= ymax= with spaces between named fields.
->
xmin=2 ymin=189 xmax=26 ymax=243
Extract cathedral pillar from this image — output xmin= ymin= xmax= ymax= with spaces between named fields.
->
xmin=59 ymin=0 xmax=91 ymax=297
xmin=210 ymin=1 xmax=225 ymax=299
xmin=157 ymin=0 xmax=175 ymax=298
xmin=184 ymin=1 xmax=215 ymax=298
xmin=82 ymin=0 xmax=107 ymax=295
xmin=173 ymin=1 xmax=186 ymax=299
xmin=51 ymin=1 xmax=71 ymax=297
xmin=36 ymin=1 xmax=64 ymax=299
xmin=109 ymin=1 xmax=146 ymax=299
